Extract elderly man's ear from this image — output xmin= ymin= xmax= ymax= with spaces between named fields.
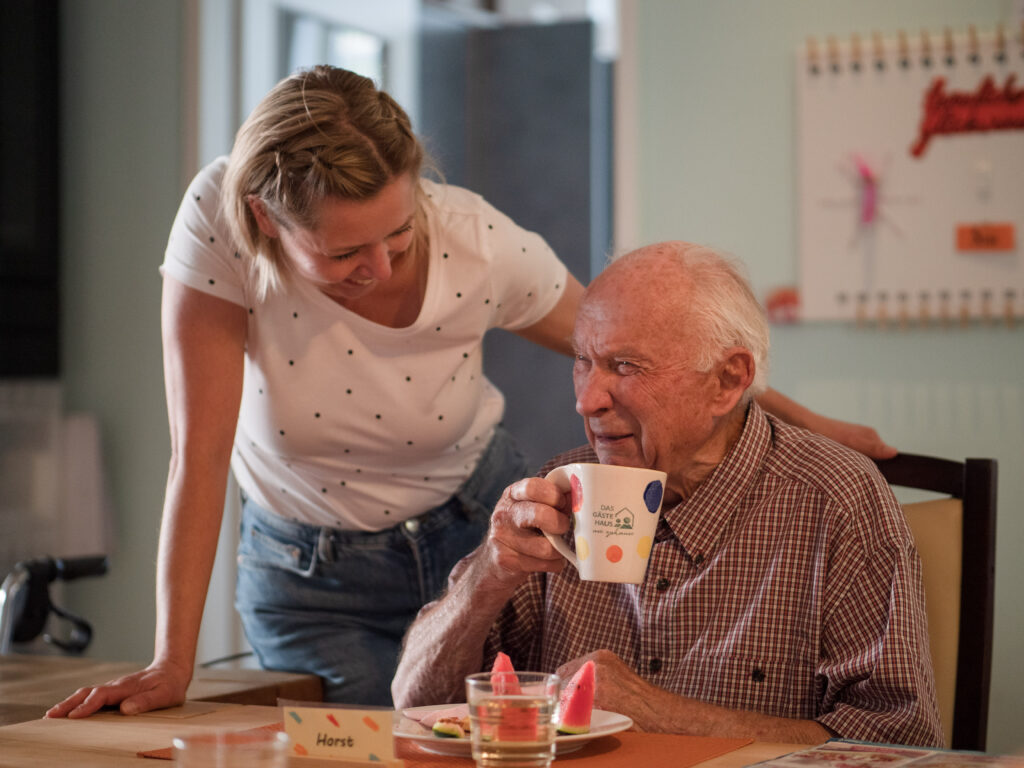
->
xmin=710 ymin=348 xmax=756 ymax=415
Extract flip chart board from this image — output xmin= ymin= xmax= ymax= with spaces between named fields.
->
xmin=797 ymin=26 xmax=1024 ymax=324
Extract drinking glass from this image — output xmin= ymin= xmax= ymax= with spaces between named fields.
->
xmin=172 ymin=729 xmax=290 ymax=768
xmin=465 ymin=670 xmax=560 ymax=768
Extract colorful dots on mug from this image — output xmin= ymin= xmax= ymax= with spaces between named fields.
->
xmin=570 ymin=474 xmax=583 ymax=513
xmin=636 ymin=535 xmax=652 ymax=559
xmin=576 ymin=536 xmax=590 ymax=561
xmin=605 ymin=545 xmax=623 ymax=563
xmin=643 ymin=481 xmax=664 ymax=513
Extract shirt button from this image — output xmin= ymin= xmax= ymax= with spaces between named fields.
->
xmin=692 ymin=552 xmax=705 ymax=566
xmin=655 ymin=578 xmax=670 ymax=591
xmin=404 ymin=518 xmax=420 ymax=533
xmin=751 ymin=668 xmax=766 ymax=683
xmin=648 ymin=658 xmax=662 ymax=674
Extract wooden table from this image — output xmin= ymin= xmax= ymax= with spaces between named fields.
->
xmin=0 ymin=654 xmax=322 ymax=725
xmin=0 ymin=702 xmax=807 ymax=767
xmin=0 ymin=655 xmax=809 ymax=766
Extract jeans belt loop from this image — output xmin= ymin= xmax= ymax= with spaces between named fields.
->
xmin=455 ymin=490 xmax=484 ymax=520
xmin=316 ymin=528 xmax=334 ymax=564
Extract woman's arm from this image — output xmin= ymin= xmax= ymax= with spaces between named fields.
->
xmin=757 ymin=388 xmax=897 ymax=459
xmin=47 ymin=278 xmax=246 ymax=718
xmin=512 ymin=273 xmax=585 ymax=355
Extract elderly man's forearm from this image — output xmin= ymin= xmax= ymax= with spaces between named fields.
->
xmin=629 ymin=683 xmax=830 ymax=742
xmin=391 ymin=552 xmax=519 ymax=708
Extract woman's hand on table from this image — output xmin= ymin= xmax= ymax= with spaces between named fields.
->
xmin=45 ymin=660 xmax=191 ymax=718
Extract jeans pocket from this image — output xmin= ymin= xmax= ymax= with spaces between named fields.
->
xmin=455 ymin=425 xmax=528 ymax=520
xmin=237 ymin=517 xmax=317 ymax=577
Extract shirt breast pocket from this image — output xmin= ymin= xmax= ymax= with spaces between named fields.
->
xmin=689 ymin=653 xmax=818 ymax=721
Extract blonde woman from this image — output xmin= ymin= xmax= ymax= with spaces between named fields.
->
xmin=48 ymin=65 xmax=893 ymax=715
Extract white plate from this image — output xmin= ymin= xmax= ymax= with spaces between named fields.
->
xmin=395 ymin=704 xmax=632 ymax=757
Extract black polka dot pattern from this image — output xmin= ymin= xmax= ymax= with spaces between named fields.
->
xmin=192 ymin=175 xmax=567 ymax=528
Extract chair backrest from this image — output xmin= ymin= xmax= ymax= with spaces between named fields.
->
xmin=873 ymin=453 xmax=997 ymax=752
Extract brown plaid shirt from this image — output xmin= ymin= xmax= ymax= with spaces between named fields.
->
xmin=478 ymin=403 xmax=943 ymax=747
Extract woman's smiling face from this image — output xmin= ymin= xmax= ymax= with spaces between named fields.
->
xmin=265 ymin=172 xmax=419 ymax=303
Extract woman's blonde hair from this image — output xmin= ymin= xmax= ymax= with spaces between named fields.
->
xmin=221 ymin=65 xmax=427 ymax=299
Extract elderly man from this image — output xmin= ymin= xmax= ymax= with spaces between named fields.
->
xmin=392 ymin=242 xmax=942 ymax=747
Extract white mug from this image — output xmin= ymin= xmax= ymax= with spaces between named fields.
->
xmin=543 ymin=463 xmax=666 ymax=584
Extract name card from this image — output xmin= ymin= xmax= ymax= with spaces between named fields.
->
xmin=282 ymin=704 xmax=398 ymax=764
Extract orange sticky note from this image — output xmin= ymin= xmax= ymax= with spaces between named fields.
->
xmin=956 ymin=223 xmax=1015 ymax=251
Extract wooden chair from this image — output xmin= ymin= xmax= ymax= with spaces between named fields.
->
xmin=873 ymin=453 xmax=997 ymax=752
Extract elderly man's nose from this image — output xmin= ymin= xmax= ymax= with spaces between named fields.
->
xmin=575 ymin=372 xmax=612 ymax=416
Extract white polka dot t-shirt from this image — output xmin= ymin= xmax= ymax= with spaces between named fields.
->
xmin=161 ymin=157 xmax=568 ymax=531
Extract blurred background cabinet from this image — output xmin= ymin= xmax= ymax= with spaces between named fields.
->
xmin=0 ymin=0 xmax=61 ymax=377
xmin=418 ymin=8 xmax=613 ymax=469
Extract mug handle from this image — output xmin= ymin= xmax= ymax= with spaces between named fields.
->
xmin=543 ymin=466 xmax=579 ymax=570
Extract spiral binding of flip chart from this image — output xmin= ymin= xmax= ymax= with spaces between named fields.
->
xmin=797 ymin=24 xmax=1024 ymax=327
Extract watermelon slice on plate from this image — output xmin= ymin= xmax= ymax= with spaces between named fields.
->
xmin=557 ymin=660 xmax=595 ymax=735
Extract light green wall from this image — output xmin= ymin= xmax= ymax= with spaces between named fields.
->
xmin=629 ymin=0 xmax=1023 ymax=753
xmin=53 ymin=0 xmax=1022 ymax=753
xmin=61 ymin=0 xmax=182 ymax=663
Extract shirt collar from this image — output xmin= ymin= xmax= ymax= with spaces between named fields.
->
xmin=659 ymin=401 xmax=772 ymax=561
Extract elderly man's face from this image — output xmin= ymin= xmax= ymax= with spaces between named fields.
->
xmin=572 ymin=262 xmax=718 ymax=481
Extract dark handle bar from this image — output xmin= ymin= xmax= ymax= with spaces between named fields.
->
xmin=53 ymin=555 xmax=108 ymax=581
xmin=16 ymin=555 xmax=109 ymax=584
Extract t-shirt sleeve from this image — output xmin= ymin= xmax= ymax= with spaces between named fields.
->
xmin=475 ymin=196 xmax=570 ymax=332
xmin=160 ymin=157 xmax=248 ymax=308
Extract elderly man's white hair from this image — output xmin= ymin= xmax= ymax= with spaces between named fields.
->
xmin=610 ymin=241 xmax=770 ymax=400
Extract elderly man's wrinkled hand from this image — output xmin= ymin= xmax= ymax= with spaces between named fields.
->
xmin=556 ymin=649 xmax=664 ymax=730
xmin=481 ymin=477 xmax=571 ymax=586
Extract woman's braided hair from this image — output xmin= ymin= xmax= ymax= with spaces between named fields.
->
xmin=222 ymin=65 xmax=427 ymax=299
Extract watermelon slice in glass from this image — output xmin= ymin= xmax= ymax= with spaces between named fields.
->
xmin=490 ymin=651 xmax=522 ymax=695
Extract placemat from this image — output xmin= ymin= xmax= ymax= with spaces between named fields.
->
xmin=398 ymin=731 xmax=753 ymax=768
xmin=140 ymin=721 xmax=752 ymax=767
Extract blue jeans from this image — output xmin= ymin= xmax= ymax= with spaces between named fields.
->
xmin=234 ymin=426 xmax=526 ymax=706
